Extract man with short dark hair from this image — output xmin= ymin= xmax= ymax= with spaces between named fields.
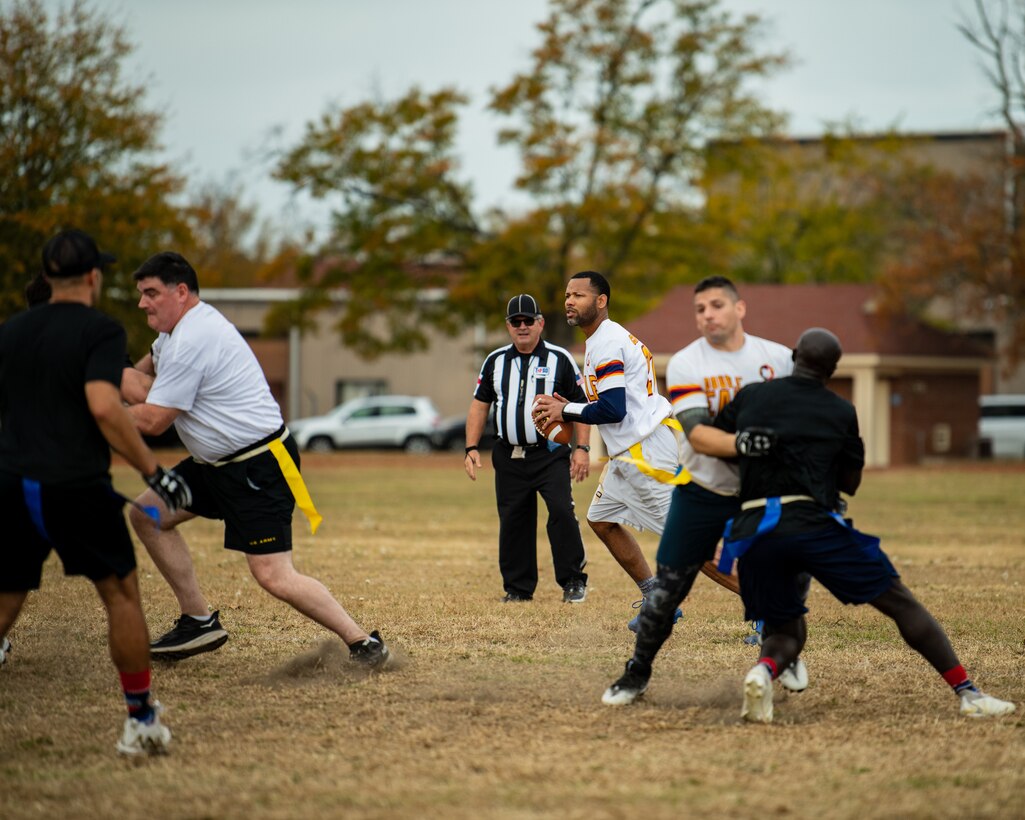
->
xmin=534 ymin=272 xmax=682 ymax=626
xmin=465 ymin=294 xmax=591 ymax=603
xmin=0 ymin=229 xmax=191 ymax=756
xmin=123 ymin=251 xmax=390 ymax=668
xmin=708 ymin=327 xmax=1015 ymax=721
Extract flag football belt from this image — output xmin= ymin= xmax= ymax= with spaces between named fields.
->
xmin=717 ymin=496 xmax=881 ymax=574
xmin=740 ymin=494 xmax=815 ymax=511
xmin=196 ymin=427 xmax=322 ymax=535
xmin=21 ymin=478 xmax=163 ymax=535
xmin=606 ymin=417 xmax=692 ymax=486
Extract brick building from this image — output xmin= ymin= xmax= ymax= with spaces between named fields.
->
xmin=625 ymin=283 xmax=991 ymax=467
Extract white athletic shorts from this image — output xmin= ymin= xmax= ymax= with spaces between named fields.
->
xmin=586 ymin=422 xmax=676 ymax=535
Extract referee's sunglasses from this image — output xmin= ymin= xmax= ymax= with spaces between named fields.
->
xmin=507 ymin=316 xmax=537 ymax=328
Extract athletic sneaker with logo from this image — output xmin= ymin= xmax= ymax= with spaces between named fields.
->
xmin=150 ymin=610 xmax=228 ymax=659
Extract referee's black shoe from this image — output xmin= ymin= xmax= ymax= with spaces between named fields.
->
xmin=150 ymin=610 xmax=228 ymax=660
xmin=562 ymin=579 xmax=588 ymax=603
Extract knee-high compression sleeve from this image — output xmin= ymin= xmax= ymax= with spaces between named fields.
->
xmin=632 ymin=565 xmax=699 ymax=670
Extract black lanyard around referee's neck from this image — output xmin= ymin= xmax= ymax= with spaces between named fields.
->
xmin=514 ymin=351 xmax=531 ymax=408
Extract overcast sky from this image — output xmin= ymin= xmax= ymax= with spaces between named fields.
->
xmin=79 ymin=0 xmax=1004 ymax=234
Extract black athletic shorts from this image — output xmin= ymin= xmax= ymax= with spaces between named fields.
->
xmin=173 ymin=434 xmax=300 ymax=555
xmin=0 ymin=471 xmax=136 ymax=591
xmin=738 ymin=521 xmax=899 ymax=625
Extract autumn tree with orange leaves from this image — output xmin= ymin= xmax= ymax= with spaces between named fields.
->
xmin=0 ymin=0 xmax=284 ymax=352
xmin=884 ymin=0 xmax=1025 ymax=370
xmin=274 ymin=0 xmax=789 ymax=355
xmin=0 ymin=0 xmax=196 ymax=346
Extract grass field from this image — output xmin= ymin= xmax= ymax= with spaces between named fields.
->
xmin=2 ymin=455 xmax=1023 ymax=819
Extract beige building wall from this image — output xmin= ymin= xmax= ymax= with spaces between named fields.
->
xmin=203 ymin=289 xmax=505 ymax=420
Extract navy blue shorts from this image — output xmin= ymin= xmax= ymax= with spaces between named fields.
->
xmin=655 ymin=482 xmax=740 ymax=570
xmin=738 ymin=521 xmax=899 ymax=625
xmin=0 ymin=472 xmax=136 ymax=592
xmin=173 ymin=435 xmax=299 ymax=555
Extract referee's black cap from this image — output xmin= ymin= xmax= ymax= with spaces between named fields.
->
xmin=506 ymin=294 xmax=540 ymax=319
xmin=41 ymin=229 xmax=116 ymax=279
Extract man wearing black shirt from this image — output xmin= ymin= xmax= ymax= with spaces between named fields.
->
xmin=0 ymin=229 xmax=191 ymax=756
xmin=706 ymin=327 xmax=1015 ymax=722
xmin=465 ymin=294 xmax=591 ymax=603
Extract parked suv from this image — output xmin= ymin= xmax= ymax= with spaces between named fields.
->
xmin=978 ymin=394 xmax=1025 ymax=458
xmin=289 ymin=395 xmax=442 ymax=454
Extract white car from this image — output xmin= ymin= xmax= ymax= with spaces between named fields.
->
xmin=289 ymin=395 xmax=442 ymax=454
xmin=978 ymin=394 xmax=1025 ymax=458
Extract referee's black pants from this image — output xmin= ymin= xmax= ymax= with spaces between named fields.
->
xmin=492 ymin=442 xmax=587 ymax=598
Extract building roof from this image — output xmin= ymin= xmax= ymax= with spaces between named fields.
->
xmin=624 ymin=283 xmax=992 ymax=358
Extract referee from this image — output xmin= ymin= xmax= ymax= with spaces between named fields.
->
xmin=465 ymin=295 xmax=591 ymax=603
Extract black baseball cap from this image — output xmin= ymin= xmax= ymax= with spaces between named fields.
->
xmin=506 ymin=294 xmax=540 ymax=319
xmin=41 ymin=229 xmax=116 ymax=279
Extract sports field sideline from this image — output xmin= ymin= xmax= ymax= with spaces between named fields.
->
xmin=1 ymin=454 xmax=1023 ymax=819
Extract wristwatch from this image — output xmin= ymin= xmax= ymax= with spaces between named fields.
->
xmin=575 ymin=445 xmax=591 ymax=453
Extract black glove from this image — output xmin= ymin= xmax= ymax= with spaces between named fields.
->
xmin=146 ymin=466 xmax=193 ymax=513
xmin=735 ymin=427 xmax=776 ymax=457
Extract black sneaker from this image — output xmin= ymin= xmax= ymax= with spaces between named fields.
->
xmin=501 ymin=592 xmax=532 ymax=602
xmin=349 ymin=630 xmax=390 ymax=669
xmin=601 ymin=659 xmax=650 ymax=706
xmin=150 ymin=610 xmax=228 ymax=660
xmin=562 ymin=579 xmax=587 ymax=603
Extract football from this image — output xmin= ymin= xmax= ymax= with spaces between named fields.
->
xmin=532 ymin=397 xmax=574 ymax=445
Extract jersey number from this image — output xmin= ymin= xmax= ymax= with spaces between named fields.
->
xmin=628 ymin=334 xmax=655 ymax=397
xmin=586 ymin=337 xmax=655 ymax=402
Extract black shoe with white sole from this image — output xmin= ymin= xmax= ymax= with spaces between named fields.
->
xmin=150 ymin=610 xmax=228 ymax=660
xmin=349 ymin=630 xmax=391 ymax=669
xmin=602 ymin=659 xmax=651 ymax=706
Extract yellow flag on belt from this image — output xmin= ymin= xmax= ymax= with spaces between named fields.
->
xmin=607 ymin=417 xmax=692 ymax=485
xmin=268 ymin=439 xmax=323 ymax=534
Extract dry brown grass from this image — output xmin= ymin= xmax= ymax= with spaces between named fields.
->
xmin=2 ymin=455 xmax=1023 ymax=819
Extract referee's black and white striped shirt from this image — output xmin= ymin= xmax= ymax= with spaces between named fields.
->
xmin=473 ymin=340 xmax=588 ymax=446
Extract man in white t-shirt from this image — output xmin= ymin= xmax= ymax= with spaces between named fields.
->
xmin=603 ymin=275 xmax=806 ymax=706
xmin=533 ymin=271 xmax=681 ymax=628
xmin=122 ymin=252 xmax=389 ymax=668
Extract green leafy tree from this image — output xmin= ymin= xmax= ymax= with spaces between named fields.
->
xmin=274 ymin=0 xmax=788 ymax=354
xmin=0 ymin=0 xmax=193 ymax=352
xmin=273 ymin=87 xmax=480 ymax=355
xmin=705 ymin=130 xmax=923 ymax=285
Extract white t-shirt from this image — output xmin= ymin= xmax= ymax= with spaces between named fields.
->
xmin=570 ymin=319 xmax=672 ymax=456
xmin=147 ymin=301 xmax=283 ymax=462
xmin=666 ymin=333 xmax=793 ymax=494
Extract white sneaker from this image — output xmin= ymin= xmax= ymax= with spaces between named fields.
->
xmin=741 ymin=664 xmax=774 ymax=723
xmin=959 ymin=690 xmax=1016 ymax=718
xmin=779 ymin=658 xmax=809 ymax=693
xmin=116 ymin=702 xmax=172 ymax=756
xmin=0 ymin=637 xmax=10 ymax=667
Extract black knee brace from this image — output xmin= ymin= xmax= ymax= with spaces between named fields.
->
xmin=632 ymin=564 xmax=698 ymax=669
